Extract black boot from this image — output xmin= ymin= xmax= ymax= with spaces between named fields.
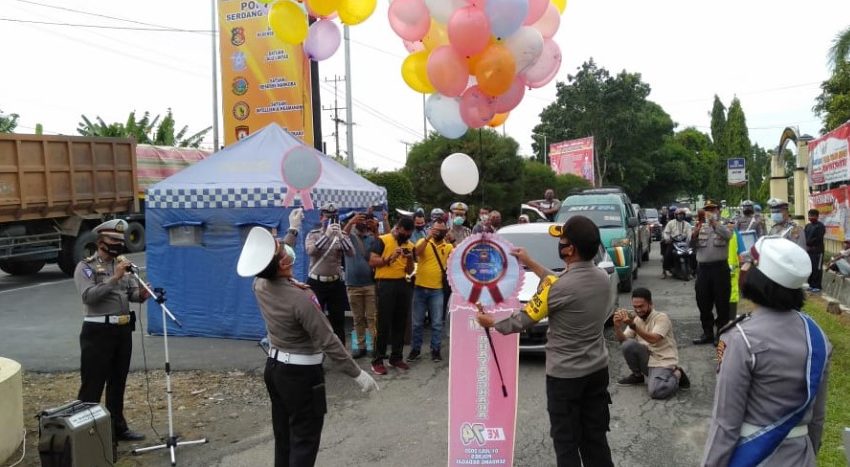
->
xmin=692 ymin=334 xmax=714 ymax=345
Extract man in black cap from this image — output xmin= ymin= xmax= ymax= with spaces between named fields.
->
xmin=691 ymin=199 xmax=732 ymax=345
xmin=74 ymin=219 xmax=149 ymax=441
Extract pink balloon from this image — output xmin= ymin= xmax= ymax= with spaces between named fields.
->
xmin=303 ymin=19 xmax=341 ymax=61
xmin=448 ymin=6 xmax=491 ymax=57
xmin=403 ymin=39 xmax=426 ymax=53
xmin=460 ymin=85 xmax=496 ymax=128
xmin=523 ymin=0 xmax=547 ymax=25
xmin=389 ymin=0 xmax=432 ymax=41
xmin=532 ymin=2 xmax=560 ymax=39
xmin=523 ymin=38 xmax=561 ymax=88
xmin=492 ymin=76 xmax=525 ymax=112
xmin=428 ymin=46 xmax=470 ymax=97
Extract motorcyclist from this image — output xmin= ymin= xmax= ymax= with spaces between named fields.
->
xmin=662 ymin=208 xmax=693 ymax=278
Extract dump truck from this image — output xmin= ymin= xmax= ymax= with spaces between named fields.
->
xmin=0 ymin=134 xmax=138 ymax=276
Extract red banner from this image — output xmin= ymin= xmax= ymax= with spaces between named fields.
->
xmin=549 ymin=137 xmax=594 ymax=185
xmin=808 ymin=121 xmax=850 ymax=186
xmin=810 ymin=186 xmax=850 ymax=242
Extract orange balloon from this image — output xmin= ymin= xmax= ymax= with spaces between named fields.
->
xmin=488 ymin=112 xmax=509 ymax=127
xmin=474 ymin=44 xmax=516 ymax=97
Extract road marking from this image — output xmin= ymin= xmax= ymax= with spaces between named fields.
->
xmin=0 ymin=279 xmax=74 ymax=295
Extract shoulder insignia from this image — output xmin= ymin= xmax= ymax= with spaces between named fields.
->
xmin=83 ymin=266 xmax=94 ymax=279
xmin=83 ymin=255 xmax=97 ymax=262
xmin=309 ymin=293 xmax=322 ymax=311
xmin=715 ymin=340 xmax=727 ymax=373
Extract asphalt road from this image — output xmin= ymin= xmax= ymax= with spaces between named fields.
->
xmin=0 ymin=243 xmax=718 ymax=466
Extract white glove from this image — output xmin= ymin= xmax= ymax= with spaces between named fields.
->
xmin=354 ymin=369 xmax=380 ymax=393
xmin=288 ymin=208 xmax=304 ymax=231
xmin=327 ymin=222 xmax=342 ymax=238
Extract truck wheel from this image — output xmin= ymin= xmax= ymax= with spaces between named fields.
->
xmin=125 ymin=222 xmax=145 ymax=253
xmin=0 ymin=259 xmax=46 ymax=275
xmin=58 ymin=230 xmax=98 ymax=276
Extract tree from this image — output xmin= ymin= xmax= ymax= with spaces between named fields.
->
xmin=814 ymin=61 xmax=850 ymax=133
xmin=710 ymin=95 xmax=727 ymax=154
xmin=0 ymin=108 xmax=19 ymax=133
xmin=405 ymin=129 xmax=525 ymax=221
xmin=829 ymin=25 xmax=850 ymax=70
xmin=360 ymin=169 xmax=415 ymax=216
xmin=77 ymin=110 xmax=211 ymax=148
xmin=521 ymin=160 xmax=590 ymax=202
xmin=533 ymin=59 xmax=675 ymax=194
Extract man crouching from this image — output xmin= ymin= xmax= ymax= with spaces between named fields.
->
xmin=613 ymin=287 xmax=690 ymax=399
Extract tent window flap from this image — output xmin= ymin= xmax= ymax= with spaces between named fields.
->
xmin=164 ymin=221 xmax=204 ymax=246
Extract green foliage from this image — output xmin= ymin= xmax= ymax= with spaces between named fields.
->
xmin=828 ymin=25 xmax=850 ymax=71
xmin=710 ymin=95 xmax=727 ymax=153
xmin=521 ymin=160 xmax=590 ymax=201
xmin=77 ymin=110 xmax=211 ymax=148
xmin=0 ymin=108 xmax=19 ymax=133
xmin=361 ymin=169 xmax=414 ymax=216
xmin=404 ymin=129 xmax=525 ymax=221
xmin=814 ymin=61 xmax=850 ymax=134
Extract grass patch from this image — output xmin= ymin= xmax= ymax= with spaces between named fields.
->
xmin=803 ymin=298 xmax=850 ymax=466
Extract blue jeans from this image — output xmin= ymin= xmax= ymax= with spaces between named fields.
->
xmin=412 ymin=286 xmax=444 ymax=352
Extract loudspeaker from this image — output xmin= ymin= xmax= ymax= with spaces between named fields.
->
xmin=38 ymin=400 xmax=114 ymax=467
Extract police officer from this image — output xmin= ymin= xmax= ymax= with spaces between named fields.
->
xmin=702 ymin=238 xmax=831 ymax=466
xmin=692 ymin=200 xmax=732 ymax=345
xmin=735 ymin=200 xmax=764 ymax=237
xmin=446 ymin=201 xmax=472 ymax=246
xmin=305 ymin=203 xmax=354 ymax=346
xmin=476 ymin=216 xmax=614 ymax=467
xmin=237 ymin=227 xmax=379 ymax=467
xmin=767 ymin=198 xmax=807 ymax=249
xmin=74 ymin=219 xmax=149 ymax=442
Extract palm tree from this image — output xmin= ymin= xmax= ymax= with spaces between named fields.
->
xmin=77 ymin=110 xmax=211 ymax=148
xmin=0 ymin=108 xmax=18 ymax=133
xmin=829 ymin=25 xmax=850 ymax=70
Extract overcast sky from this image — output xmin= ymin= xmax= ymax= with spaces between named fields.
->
xmin=1 ymin=0 xmax=848 ymax=171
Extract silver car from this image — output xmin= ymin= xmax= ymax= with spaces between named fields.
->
xmin=497 ymin=222 xmax=620 ymax=353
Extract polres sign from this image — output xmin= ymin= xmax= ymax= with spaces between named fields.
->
xmin=727 ymin=158 xmax=746 ymax=186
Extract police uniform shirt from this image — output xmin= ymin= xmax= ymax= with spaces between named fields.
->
xmin=495 ymin=261 xmax=610 ymax=379
xmin=623 ymin=310 xmax=678 ymax=369
xmin=735 ymin=215 xmax=764 ymax=237
xmin=769 ymin=220 xmax=807 ymax=250
xmin=253 ymin=277 xmax=361 ymax=378
xmin=448 ymin=225 xmax=472 ymax=246
xmin=694 ymin=222 xmax=732 ymax=263
xmin=305 ymin=226 xmax=354 ymax=277
xmin=74 ymin=255 xmax=144 ymax=316
xmin=702 ymin=308 xmax=832 ymax=467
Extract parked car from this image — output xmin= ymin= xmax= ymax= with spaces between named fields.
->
xmin=497 ymin=222 xmax=619 ymax=353
xmin=556 ymin=187 xmax=639 ymax=292
xmin=633 ymin=203 xmax=651 ymax=265
xmin=644 ymin=208 xmax=662 ymax=241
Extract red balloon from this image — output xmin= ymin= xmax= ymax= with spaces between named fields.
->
xmin=448 ymin=6 xmax=491 ymax=57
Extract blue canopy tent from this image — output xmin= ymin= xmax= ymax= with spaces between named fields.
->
xmin=144 ymin=123 xmax=386 ymax=339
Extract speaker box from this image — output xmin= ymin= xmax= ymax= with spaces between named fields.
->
xmin=38 ymin=400 xmax=114 ymax=467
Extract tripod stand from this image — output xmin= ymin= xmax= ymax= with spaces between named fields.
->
xmin=130 ymin=274 xmax=208 ymax=465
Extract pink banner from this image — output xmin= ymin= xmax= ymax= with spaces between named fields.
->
xmin=808 ymin=121 xmax=850 ymax=186
xmin=448 ymin=295 xmax=519 ymax=466
xmin=549 ymin=136 xmax=594 ymax=184
xmin=810 ymin=186 xmax=850 ymax=242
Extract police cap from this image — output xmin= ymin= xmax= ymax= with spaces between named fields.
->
xmin=767 ymin=198 xmax=789 ymax=210
xmin=93 ymin=219 xmax=128 ymax=240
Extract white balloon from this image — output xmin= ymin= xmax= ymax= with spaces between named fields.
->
xmin=425 ymin=93 xmax=468 ymax=139
xmin=504 ymin=26 xmax=544 ymax=73
xmin=440 ymin=152 xmax=479 ymax=195
xmin=425 ymin=0 xmax=466 ymax=24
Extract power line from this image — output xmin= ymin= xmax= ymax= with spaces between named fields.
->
xmin=0 ymin=17 xmax=214 ymax=33
xmin=12 ymin=0 xmax=214 ymax=34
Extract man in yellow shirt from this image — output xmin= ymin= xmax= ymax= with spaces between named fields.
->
xmin=409 ymin=218 xmax=453 ymax=362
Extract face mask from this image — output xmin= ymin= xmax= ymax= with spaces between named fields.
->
xmin=557 ymin=242 xmax=570 ymax=260
xmin=676 ymin=215 xmax=685 ymax=221
xmin=771 ymin=212 xmax=784 ymax=223
xmin=396 ymin=233 xmax=410 ymax=243
xmin=102 ymin=242 xmax=125 ymax=257
xmin=743 ymin=209 xmax=754 ymax=216
xmin=808 ymin=217 xmax=817 ymax=224
xmin=433 ymin=232 xmax=446 ymax=241
xmin=453 ymin=217 xmax=464 ymax=226
xmin=415 ymin=225 xmax=425 ymax=231
xmin=480 ymin=215 xmax=489 ymax=223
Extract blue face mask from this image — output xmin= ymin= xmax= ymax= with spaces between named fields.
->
xmin=771 ymin=212 xmax=784 ymax=223
xmin=453 ymin=217 xmax=464 ymax=226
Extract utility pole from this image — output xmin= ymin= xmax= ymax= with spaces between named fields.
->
xmin=210 ymin=0 xmax=219 ymax=150
xmin=323 ymin=75 xmax=346 ymax=158
xmin=344 ymin=25 xmax=355 ymax=170
xmin=401 ymin=140 xmax=413 ymax=161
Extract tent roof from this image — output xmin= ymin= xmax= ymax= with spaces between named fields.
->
xmin=147 ymin=123 xmax=386 ymax=209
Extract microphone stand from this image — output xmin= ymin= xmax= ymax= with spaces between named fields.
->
xmin=129 ymin=270 xmax=208 ymax=465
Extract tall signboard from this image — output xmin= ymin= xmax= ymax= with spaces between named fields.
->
xmin=549 ymin=137 xmax=595 ymax=185
xmin=808 ymin=121 xmax=850 ymax=186
xmin=727 ymin=158 xmax=746 ymax=186
xmin=218 ymin=1 xmax=314 ymax=147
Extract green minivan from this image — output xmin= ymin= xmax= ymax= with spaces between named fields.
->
xmin=555 ymin=190 xmax=639 ymax=292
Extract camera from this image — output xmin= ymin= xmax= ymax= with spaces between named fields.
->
xmin=402 ymin=247 xmax=412 ymax=255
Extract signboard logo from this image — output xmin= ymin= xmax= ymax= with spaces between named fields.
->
xmin=233 ymin=101 xmax=250 ymax=121
xmin=230 ymin=27 xmax=246 ymax=46
xmin=230 ymin=51 xmax=247 ymax=72
xmin=232 ymin=77 xmax=248 ymax=96
xmin=235 ymin=125 xmax=250 ymax=140
xmin=727 ymin=158 xmax=746 ymax=186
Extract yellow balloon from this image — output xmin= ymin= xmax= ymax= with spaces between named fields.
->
xmin=551 ymin=0 xmax=567 ymax=14
xmin=338 ymin=0 xmax=377 ymax=25
xmin=401 ymin=50 xmax=435 ymax=93
xmin=306 ymin=0 xmax=341 ymax=17
xmin=268 ymin=1 xmax=308 ymax=45
xmin=488 ymin=112 xmax=509 ymax=127
xmin=422 ymin=20 xmax=449 ymax=50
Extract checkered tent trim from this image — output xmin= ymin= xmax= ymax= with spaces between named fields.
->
xmin=146 ymin=187 xmax=386 ymax=209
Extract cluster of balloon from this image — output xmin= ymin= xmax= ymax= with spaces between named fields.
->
xmin=391 ymin=0 xmax=566 ymax=138
xmin=265 ymin=0 xmax=376 ymax=61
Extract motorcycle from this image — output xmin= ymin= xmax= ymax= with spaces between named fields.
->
xmin=670 ymin=234 xmax=695 ymax=280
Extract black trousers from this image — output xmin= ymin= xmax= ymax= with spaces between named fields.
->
xmin=546 ymin=368 xmax=613 ymax=467
xmin=661 ymin=241 xmax=674 ymax=271
xmin=78 ymin=322 xmax=132 ymax=436
xmin=307 ymin=278 xmax=348 ymax=346
xmin=264 ymin=359 xmax=326 ymax=467
xmin=809 ymin=252 xmax=823 ymax=289
xmin=695 ymin=261 xmax=731 ymax=336
xmin=374 ymin=279 xmax=411 ymax=362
